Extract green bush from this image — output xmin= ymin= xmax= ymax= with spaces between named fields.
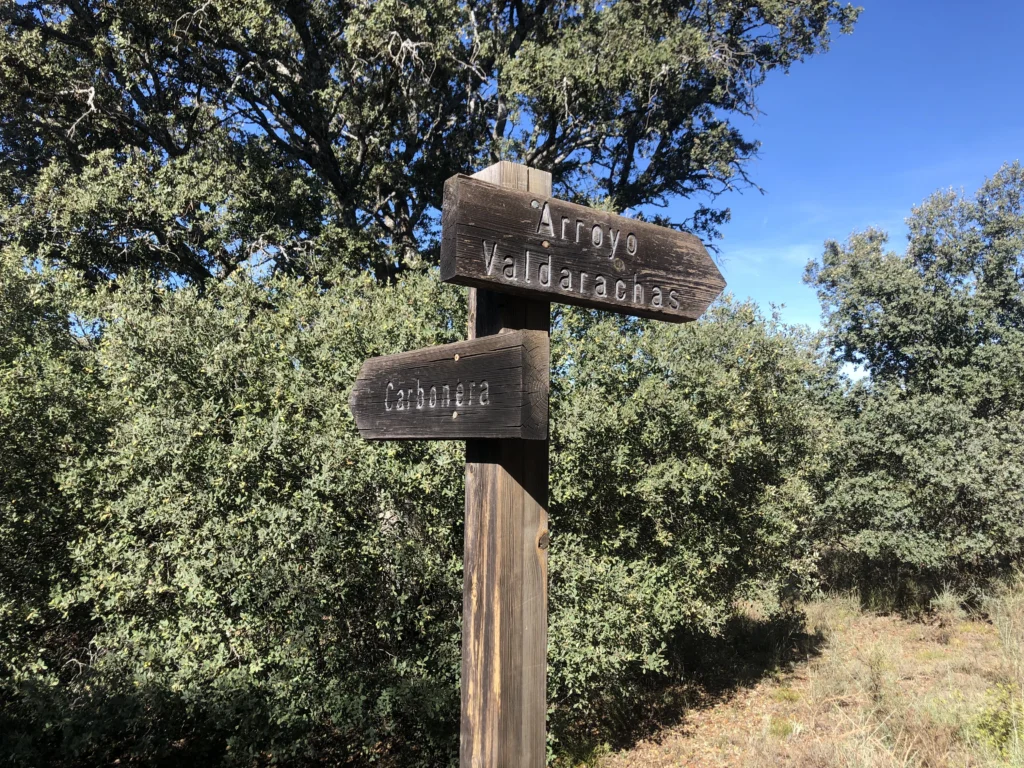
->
xmin=2 ymin=262 xmax=469 ymax=765
xmin=547 ymin=301 xmax=834 ymax=739
xmin=1 ymin=256 xmax=832 ymax=765
xmin=815 ymin=386 xmax=1024 ymax=592
xmin=807 ymin=163 xmax=1024 ymax=591
xmin=0 ymin=254 xmax=111 ymax=758
xmin=973 ymin=684 xmax=1023 ymax=760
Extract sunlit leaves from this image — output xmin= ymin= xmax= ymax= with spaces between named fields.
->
xmin=806 ymin=163 xmax=1024 ymax=581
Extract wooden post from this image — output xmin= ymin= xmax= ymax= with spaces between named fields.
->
xmin=461 ymin=162 xmax=551 ymax=768
xmin=349 ymin=158 xmax=724 ymax=766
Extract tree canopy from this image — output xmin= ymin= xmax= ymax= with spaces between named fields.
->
xmin=805 ymin=163 xmax=1024 ymax=584
xmin=2 ymin=0 xmax=858 ymax=282
xmin=808 ymin=162 xmax=1024 ymax=410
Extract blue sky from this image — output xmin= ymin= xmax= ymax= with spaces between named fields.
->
xmin=668 ymin=0 xmax=1024 ymax=329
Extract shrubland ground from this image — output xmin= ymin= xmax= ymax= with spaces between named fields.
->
xmin=593 ymin=576 xmax=1024 ymax=768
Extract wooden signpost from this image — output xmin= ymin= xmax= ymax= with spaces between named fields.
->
xmin=349 ymin=331 xmax=549 ymax=441
xmin=441 ymin=174 xmax=725 ymax=322
xmin=351 ymin=161 xmax=725 ymax=767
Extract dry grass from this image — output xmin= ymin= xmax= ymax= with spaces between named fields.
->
xmin=596 ymin=574 xmax=1024 ymax=768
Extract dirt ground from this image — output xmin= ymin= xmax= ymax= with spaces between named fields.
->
xmin=594 ymin=586 xmax=1024 ymax=768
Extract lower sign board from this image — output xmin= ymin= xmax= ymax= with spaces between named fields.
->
xmin=440 ymin=174 xmax=726 ymax=322
xmin=349 ymin=330 xmax=549 ymax=440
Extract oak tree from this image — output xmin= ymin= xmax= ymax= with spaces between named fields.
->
xmin=2 ymin=0 xmax=858 ymax=282
xmin=806 ymin=163 xmax=1024 ymax=584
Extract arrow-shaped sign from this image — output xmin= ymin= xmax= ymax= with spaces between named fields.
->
xmin=440 ymin=174 xmax=726 ymax=323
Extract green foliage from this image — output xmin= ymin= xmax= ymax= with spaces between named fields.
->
xmin=1 ymin=261 xmax=470 ymax=765
xmin=806 ymin=162 xmax=1024 ymax=586
xmin=0 ymin=255 xmax=109 ymax=742
xmin=1 ymin=0 xmax=858 ymax=281
xmin=547 ymin=300 xmax=834 ymax=736
xmin=0 ymin=255 xmax=831 ymax=764
xmin=972 ymin=685 xmax=1023 ymax=760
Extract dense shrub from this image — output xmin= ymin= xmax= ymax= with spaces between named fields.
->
xmin=547 ymin=302 xmax=835 ymax=736
xmin=0 ymin=254 xmax=111 ymax=757
xmin=1 ymin=263 xmax=469 ymax=765
xmin=807 ymin=163 xmax=1024 ymax=590
xmin=0 ymin=255 xmax=832 ymax=765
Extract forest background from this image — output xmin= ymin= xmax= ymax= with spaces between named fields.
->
xmin=0 ymin=1 xmax=1021 ymax=765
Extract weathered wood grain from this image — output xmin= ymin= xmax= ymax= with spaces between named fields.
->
xmin=441 ymin=173 xmax=726 ymax=322
xmin=461 ymin=162 xmax=550 ymax=768
xmin=348 ymin=331 xmax=548 ymax=441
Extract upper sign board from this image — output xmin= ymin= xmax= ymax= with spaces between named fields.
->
xmin=440 ymin=174 xmax=726 ymax=322
xmin=349 ymin=330 xmax=548 ymax=441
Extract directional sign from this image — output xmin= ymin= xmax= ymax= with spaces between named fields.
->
xmin=349 ymin=330 xmax=548 ymax=441
xmin=351 ymin=161 xmax=729 ymax=768
xmin=440 ymin=174 xmax=726 ymax=323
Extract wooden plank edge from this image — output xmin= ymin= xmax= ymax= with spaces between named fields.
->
xmin=520 ymin=329 xmax=549 ymax=441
